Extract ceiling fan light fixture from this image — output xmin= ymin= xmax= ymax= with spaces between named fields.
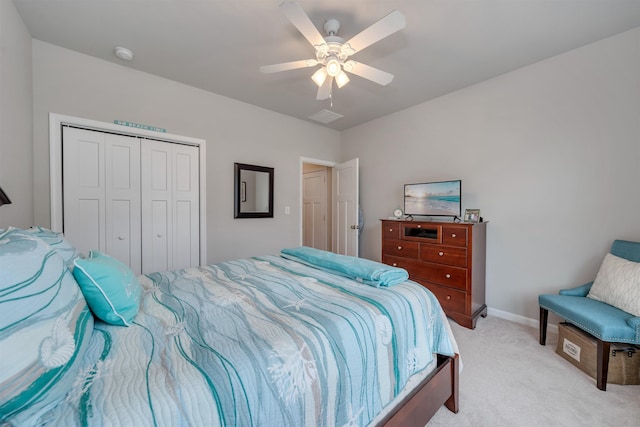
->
xmin=311 ymin=67 xmax=328 ymax=87
xmin=326 ymin=58 xmax=341 ymax=77
xmin=335 ymin=70 xmax=350 ymax=88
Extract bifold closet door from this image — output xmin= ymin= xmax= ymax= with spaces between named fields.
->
xmin=62 ymin=127 xmax=142 ymax=273
xmin=141 ymin=140 xmax=199 ymax=274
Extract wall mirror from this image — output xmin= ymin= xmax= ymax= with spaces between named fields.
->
xmin=234 ymin=163 xmax=274 ymax=218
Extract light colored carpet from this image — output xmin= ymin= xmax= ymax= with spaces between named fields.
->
xmin=428 ymin=315 xmax=640 ymax=426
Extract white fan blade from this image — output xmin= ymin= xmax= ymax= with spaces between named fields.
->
xmin=317 ymin=76 xmax=333 ymax=100
xmin=345 ymin=10 xmax=406 ymax=54
xmin=260 ymin=59 xmax=318 ymax=74
xmin=344 ymin=62 xmax=394 ymax=86
xmin=280 ymin=1 xmax=326 ymax=48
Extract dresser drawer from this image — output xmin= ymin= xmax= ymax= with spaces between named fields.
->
xmin=408 ymin=262 xmax=467 ymax=290
xmin=383 ymin=240 xmax=419 ymax=259
xmin=423 ymin=283 xmax=466 ymax=314
xmin=381 ymin=221 xmax=400 ymax=240
xmin=383 ymin=255 xmax=411 ymax=269
xmin=420 ymin=245 xmax=467 ymax=267
xmin=442 ymin=226 xmax=467 ymax=247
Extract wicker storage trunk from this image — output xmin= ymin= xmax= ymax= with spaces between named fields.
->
xmin=556 ymin=322 xmax=640 ymax=385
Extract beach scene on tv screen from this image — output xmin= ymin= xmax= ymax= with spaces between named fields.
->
xmin=405 ymin=182 xmax=460 ymax=216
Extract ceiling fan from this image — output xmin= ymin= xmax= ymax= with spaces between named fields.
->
xmin=260 ymin=1 xmax=406 ymax=100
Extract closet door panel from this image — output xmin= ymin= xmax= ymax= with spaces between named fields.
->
xmin=141 ymin=141 xmax=199 ymax=273
xmin=150 ymin=200 xmax=170 ymax=272
xmin=105 ymin=135 xmax=141 ymax=274
xmin=62 ymin=127 xmax=106 ymax=256
xmin=142 ymin=140 xmax=173 ymax=274
xmin=77 ymin=199 xmax=101 ymax=254
xmin=174 ymin=201 xmax=193 ymax=270
xmin=172 ymin=145 xmax=199 ymax=269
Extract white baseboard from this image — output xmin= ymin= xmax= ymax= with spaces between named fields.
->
xmin=487 ymin=307 xmax=559 ymax=334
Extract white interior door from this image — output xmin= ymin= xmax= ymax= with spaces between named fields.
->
xmin=172 ymin=144 xmax=200 ymax=270
xmin=142 ymin=140 xmax=172 ymax=273
xmin=141 ymin=140 xmax=199 ymax=274
xmin=332 ymin=158 xmax=359 ymax=257
xmin=62 ymin=127 xmax=105 ymax=257
xmin=63 ymin=127 xmax=141 ymax=272
xmin=105 ymin=134 xmax=141 ymax=274
xmin=303 ymin=169 xmax=327 ymax=250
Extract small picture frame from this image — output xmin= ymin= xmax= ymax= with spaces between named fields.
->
xmin=241 ymin=181 xmax=247 ymax=202
xmin=464 ymin=209 xmax=480 ymax=223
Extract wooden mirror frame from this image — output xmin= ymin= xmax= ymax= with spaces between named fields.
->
xmin=234 ymin=163 xmax=274 ymax=218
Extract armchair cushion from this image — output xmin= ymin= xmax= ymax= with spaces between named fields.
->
xmin=587 ymin=253 xmax=640 ymax=317
xmin=539 ymin=294 xmax=639 ymax=343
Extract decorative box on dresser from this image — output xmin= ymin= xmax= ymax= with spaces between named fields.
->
xmin=381 ymin=219 xmax=487 ymax=329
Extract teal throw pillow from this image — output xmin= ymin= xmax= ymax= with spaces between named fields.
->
xmin=73 ymin=250 xmax=142 ymax=326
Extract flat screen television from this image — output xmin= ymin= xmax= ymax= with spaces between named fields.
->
xmin=404 ymin=180 xmax=462 ymax=218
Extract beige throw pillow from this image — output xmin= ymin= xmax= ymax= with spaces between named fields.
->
xmin=587 ymin=253 xmax=640 ymax=317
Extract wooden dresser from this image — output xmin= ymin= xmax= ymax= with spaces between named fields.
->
xmin=381 ymin=219 xmax=487 ymax=329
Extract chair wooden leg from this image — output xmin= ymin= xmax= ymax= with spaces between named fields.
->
xmin=596 ymin=340 xmax=611 ymax=391
xmin=539 ymin=307 xmax=548 ymax=345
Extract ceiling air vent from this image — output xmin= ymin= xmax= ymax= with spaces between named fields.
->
xmin=308 ymin=109 xmax=343 ymax=124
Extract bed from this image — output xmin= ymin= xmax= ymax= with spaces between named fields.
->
xmin=0 ymin=227 xmax=459 ymax=426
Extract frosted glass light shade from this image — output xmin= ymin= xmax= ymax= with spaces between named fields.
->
xmin=311 ymin=67 xmax=328 ymax=87
xmin=335 ymin=70 xmax=350 ymax=88
xmin=326 ymin=58 xmax=341 ymax=77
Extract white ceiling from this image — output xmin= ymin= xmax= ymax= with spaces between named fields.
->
xmin=12 ymin=0 xmax=640 ymax=131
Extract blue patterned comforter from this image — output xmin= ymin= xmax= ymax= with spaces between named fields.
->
xmin=35 ymin=255 xmax=455 ymax=426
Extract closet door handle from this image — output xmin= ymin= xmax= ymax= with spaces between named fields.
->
xmin=156 ymin=233 xmax=163 ymax=238
xmin=118 ymin=236 xmax=125 ymax=241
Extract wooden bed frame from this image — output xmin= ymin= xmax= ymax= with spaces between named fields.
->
xmin=377 ymin=353 xmax=459 ymax=426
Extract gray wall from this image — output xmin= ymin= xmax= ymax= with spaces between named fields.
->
xmin=0 ymin=0 xmax=33 ymax=228
xmin=31 ymin=41 xmax=341 ymax=263
xmin=342 ymin=27 xmax=640 ymax=323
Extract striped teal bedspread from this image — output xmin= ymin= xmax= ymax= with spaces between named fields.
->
xmin=36 ymin=255 xmax=455 ymax=426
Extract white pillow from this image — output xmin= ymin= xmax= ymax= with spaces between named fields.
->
xmin=587 ymin=253 xmax=640 ymax=316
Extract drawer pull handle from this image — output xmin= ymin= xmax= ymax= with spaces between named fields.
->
xmin=417 ymin=225 xmax=421 ymax=228
xmin=438 ymin=251 xmax=444 ymax=256
xmin=445 ymin=274 xmax=451 ymax=279
xmin=397 ymin=246 xmax=402 ymax=250
xmin=392 ymin=263 xmax=397 ymax=267
xmin=389 ymin=228 xmax=393 ymax=232
xmin=446 ymin=295 xmax=451 ymax=300
xmin=451 ymin=233 xmax=457 ymax=238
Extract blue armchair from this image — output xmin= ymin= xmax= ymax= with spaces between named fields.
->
xmin=538 ymin=240 xmax=640 ymax=391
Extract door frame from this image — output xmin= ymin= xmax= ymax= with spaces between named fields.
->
xmin=49 ymin=113 xmax=207 ymax=265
